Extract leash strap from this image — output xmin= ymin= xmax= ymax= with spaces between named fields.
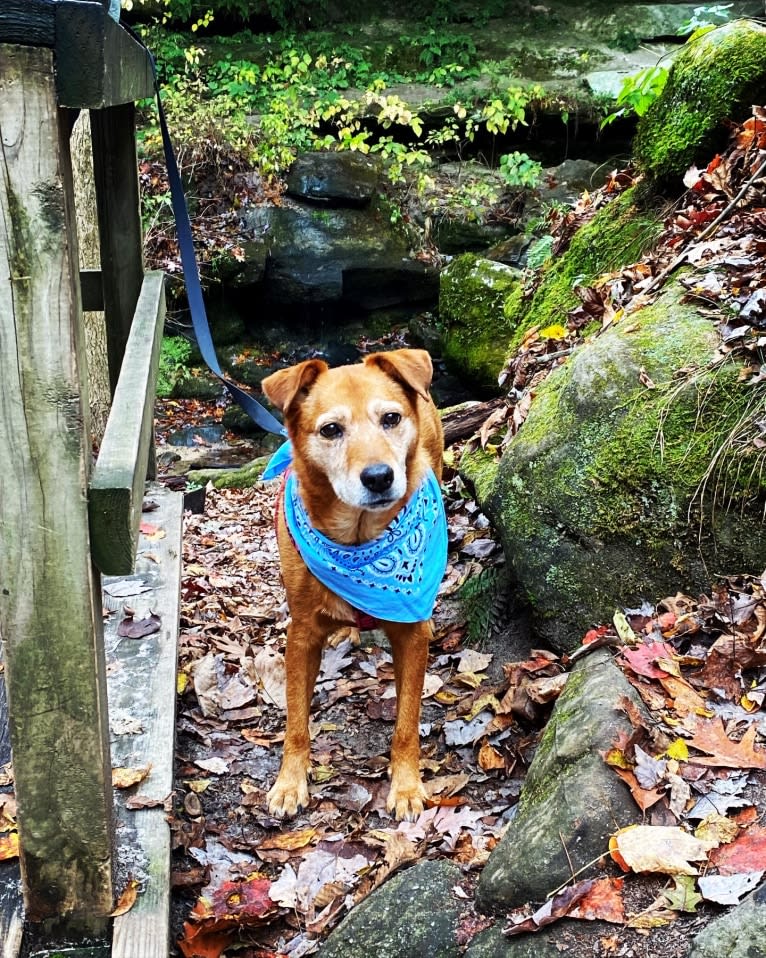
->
xmin=138 ymin=34 xmax=287 ymax=437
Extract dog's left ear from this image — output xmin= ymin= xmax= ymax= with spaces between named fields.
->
xmin=364 ymin=349 xmax=433 ymax=402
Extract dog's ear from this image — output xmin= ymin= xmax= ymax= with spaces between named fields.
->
xmin=262 ymin=359 xmax=328 ymax=414
xmin=364 ymin=349 xmax=433 ymax=401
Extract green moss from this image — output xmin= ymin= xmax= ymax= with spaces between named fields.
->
xmin=459 ymin=446 xmax=500 ymax=502
xmin=187 ymin=455 xmax=271 ymax=488
xmin=635 ymin=20 xmax=766 ymax=183
xmin=482 ymin=283 xmax=766 ymax=649
xmin=507 ymin=185 xmax=663 ymax=351
xmin=438 ymin=254 xmax=522 ymax=394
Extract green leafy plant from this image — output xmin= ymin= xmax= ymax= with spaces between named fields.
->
xmin=600 ymin=64 xmax=669 ymax=128
xmin=157 ymin=336 xmax=193 ymax=398
xmin=499 ymin=151 xmax=542 ymax=189
xmin=678 ymin=3 xmax=732 ymax=34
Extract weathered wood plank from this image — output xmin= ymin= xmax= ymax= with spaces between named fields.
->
xmin=106 ymin=486 xmax=183 ymax=958
xmin=0 ymin=1 xmax=56 ymax=48
xmin=89 ymin=271 xmax=166 ymax=575
xmin=0 ymin=44 xmax=114 ymax=922
xmin=55 ymin=2 xmax=155 ymax=109
xmin=90 ymin=102 xmax=146 ymax=396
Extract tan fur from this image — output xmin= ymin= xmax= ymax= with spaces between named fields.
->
xmin=262 ymin=349 xmax=443 ymax=820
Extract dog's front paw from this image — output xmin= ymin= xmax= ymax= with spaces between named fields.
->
xmin=386 ymin=777 xmax=427 ymax=822
xmin=267 ymin=771 xmax=310 ymax=818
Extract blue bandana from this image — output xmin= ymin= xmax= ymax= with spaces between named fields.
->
xmin=280 ymin=464 xmax=447 ymax=624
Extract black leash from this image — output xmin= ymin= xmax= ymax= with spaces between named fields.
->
xmin=132 ymin=27 xmax=286 ymax=437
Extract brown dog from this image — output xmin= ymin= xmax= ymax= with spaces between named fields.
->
xmin=261 ymin=349 xmax=444 ymax=820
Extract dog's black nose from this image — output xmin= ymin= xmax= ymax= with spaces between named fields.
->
xmin=361 ymin=463 xmax=394 ymax=493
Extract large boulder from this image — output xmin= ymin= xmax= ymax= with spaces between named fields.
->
xmin=462 ymin=282 xmax=766 ymax=652
xmin=475 ymin=650 xmax=643 ymax=912
xmin=635 ymin=19 xmax=766 ymax=185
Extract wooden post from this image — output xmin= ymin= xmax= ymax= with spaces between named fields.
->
xmin=0 ymin=44 xmax=114 ymax=923
xmin=90 ymin=102 xmax=145 ymax=396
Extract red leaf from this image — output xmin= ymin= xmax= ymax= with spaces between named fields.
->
xmin=710 ymin=825 xmax=766 ymax=875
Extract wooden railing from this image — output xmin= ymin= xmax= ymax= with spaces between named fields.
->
xmin=0 ymin=3 xmax=181 ymax=953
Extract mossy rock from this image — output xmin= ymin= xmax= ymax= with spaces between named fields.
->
xmin=635 ymin=19 xmax=766 ymax=185
xmin=438 ymin=254 xmax=522 ymax=394
xmin=463 ymin=283 xmax=766 ymax=652
xmin=506 ymin=185 xmax=663 ymax=349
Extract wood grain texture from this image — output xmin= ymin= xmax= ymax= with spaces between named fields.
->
xmin=0 ymin=1 xmax=56 ymax=47
xmin=55 ymin=2 xmax=154 ymax=109
xmin=106 ymin=486 xmax=183 ymax=958
xmin=89 ymin=270 xmax=166 ymax=574
xmin=0 ymin=44 xmax=114 ymax=921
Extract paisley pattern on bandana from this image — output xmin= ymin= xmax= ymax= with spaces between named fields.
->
xmin=282 ymin=469 xmax=447 ymax=624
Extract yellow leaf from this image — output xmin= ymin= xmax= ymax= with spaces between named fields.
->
xmin=453 ymin=672 xmax=483 ymax=690
xmin=665 ymin=739 xmax=689 ymax=762
xmin=613 ymin=611 xmax=637 ymax=644
xmin=540 ymin=323 xmax=567 ymax=340
xmin=0 ymin=831 xmax=18 ymax=861
xmin=177 ymin=671 xmax=189 ymax=695
xmin=113 ymin=765 xmax=152 ymax=789
xmin=466 ymin=694 xmax=502 ymax=721
xmin=312 ymin=765 xmax=335 ymax=784
xmin=186 ymin=779 xmax=212 ymax=794
xmin=259 ymin=828 xmax=317 ymax=851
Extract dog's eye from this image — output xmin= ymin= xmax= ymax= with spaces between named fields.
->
xmin=381 ymin=412 xmax=401 ymax=429
xmin=319 ymin=422 xmax=343 ymax=439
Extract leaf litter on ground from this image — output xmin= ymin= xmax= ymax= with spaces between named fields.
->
xmin=162 ymin=106 xmax=766 ymax=956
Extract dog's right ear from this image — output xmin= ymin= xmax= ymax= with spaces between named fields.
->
xmin=262 ymin=359 xmax=328 ymax=415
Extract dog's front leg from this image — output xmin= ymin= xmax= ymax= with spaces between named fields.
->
xmin=267 ymin=623 xmax=324 ymax=817
xmin=384 ymin=620 xmax=431 ymax=821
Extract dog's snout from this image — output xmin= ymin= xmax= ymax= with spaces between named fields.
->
xmin=361 ymin=463 xmax=395 ymax=493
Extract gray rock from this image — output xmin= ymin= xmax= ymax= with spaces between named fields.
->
xmin=286 ymin=152 xmax=381 ymax=207
xmin=689 ymin=881 xmax=766 ymax=958
xmin=319 ymin=860 xmax=463 ymax=958
xmin=476 ymin=650 xmax=642 ymax=912
xmin=238 ymin=202 xmax=438 ymax=310
xmin=462 ymin=282 xmax=766 ymax=653
xmin=464 ymin=922 xmax=593 ymax=958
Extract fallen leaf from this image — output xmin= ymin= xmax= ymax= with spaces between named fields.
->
xmin=258 ymin=828 xmax=317 ymax=852
xmin=0 ymin=831 xmax=19 ymax=861
xmin=250 ymin=647 xmax=287 ymax=710
xmin=610 ymin=825 xmax=716 ymax=876
xmin=698 ymin=870 xmax=764 ymax=905
xmin=686 ymin=719 xmax=766 ymax=770
xmin=110 ymin=879 xmax=140 ymax=917
xmin=112 ymin=765 xmax=151 ymax=789
xmin=117 ymin=612 xmax=161 ymax=639
xmin=660 ymin=874 xmax=701 ymax=913
xmin=710 ymin=824 xmax=766 ymax=874
xmin=195 ymin=757 xmax=229 ymax=775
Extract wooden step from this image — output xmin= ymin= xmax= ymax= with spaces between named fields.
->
xmin=105 ymin=485 xmax=183 ymax=958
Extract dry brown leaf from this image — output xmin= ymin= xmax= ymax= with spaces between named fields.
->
xmin=110 ymin=879 xmax=140 ymax=917
xmin=258 ymin=828 xmax=317 ymax=852
xmin=686 ymin=719 xmax=766 ymax=770
xmin=610 ymin=825 xmax=717 ymax=876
